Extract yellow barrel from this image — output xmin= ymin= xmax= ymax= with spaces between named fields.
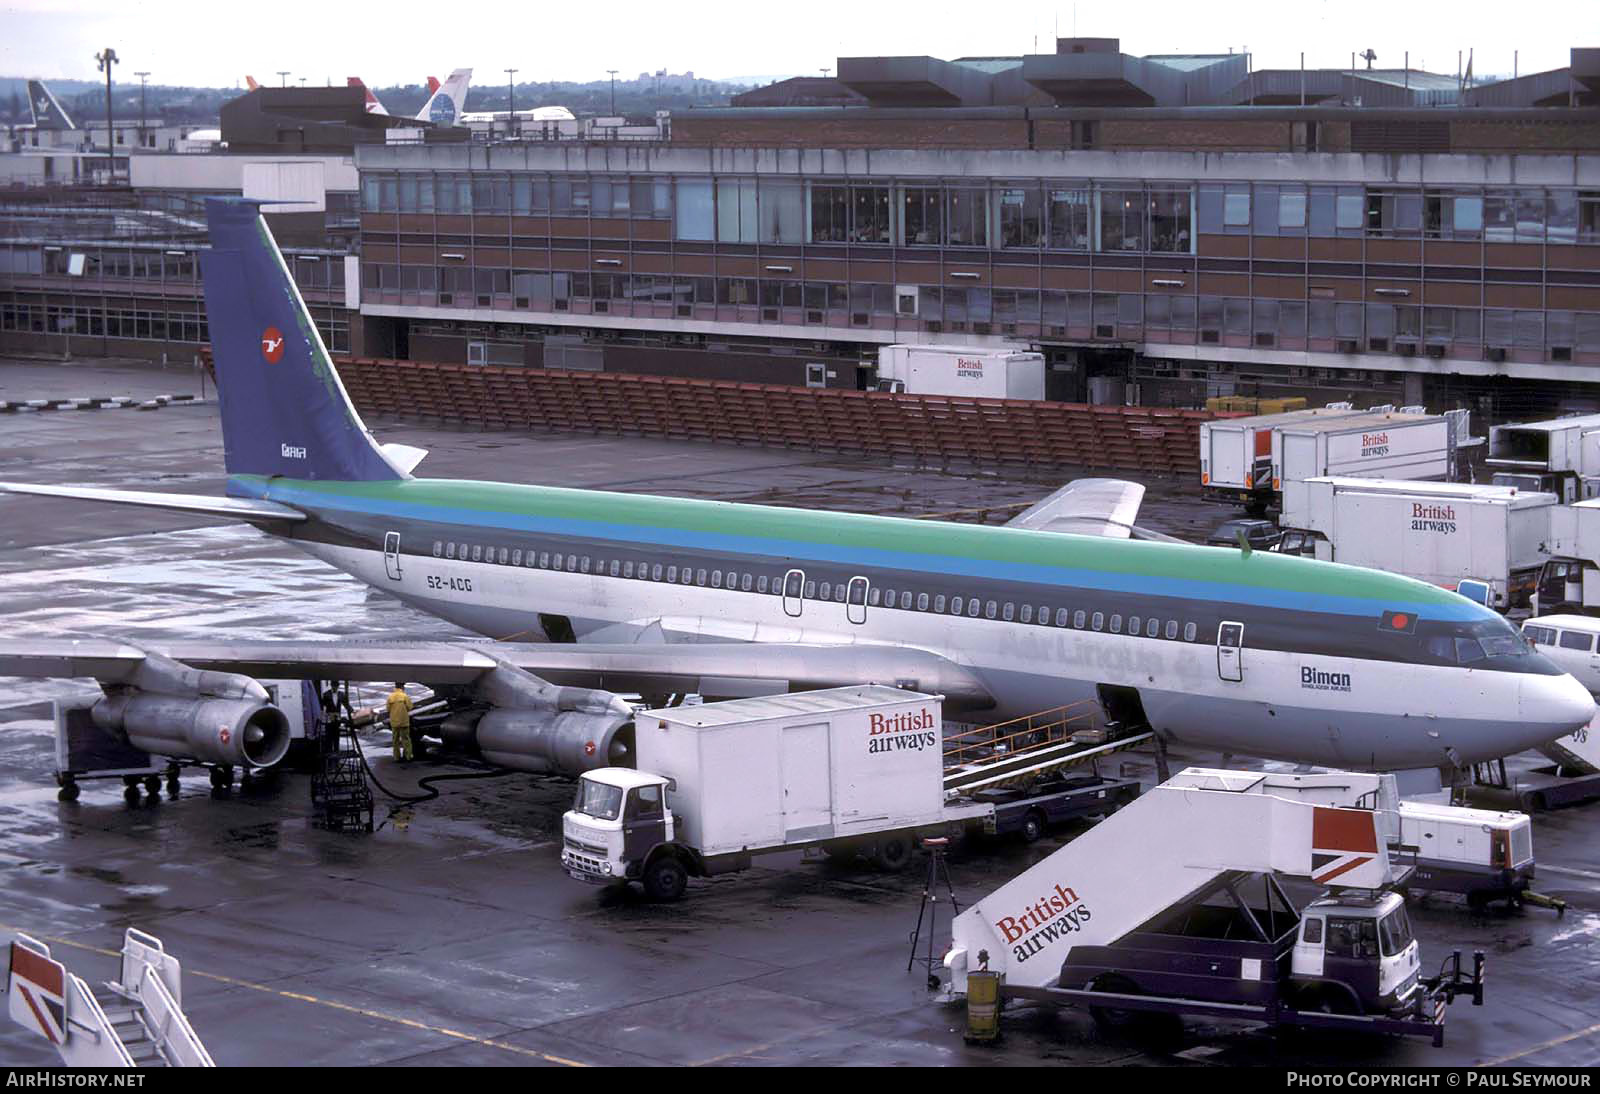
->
xmin=965 ymin=970 xmax=1003 ymax=1044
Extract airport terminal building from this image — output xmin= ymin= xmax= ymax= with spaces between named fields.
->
xmin=4 ymin=40 xmax=1600 ymax=418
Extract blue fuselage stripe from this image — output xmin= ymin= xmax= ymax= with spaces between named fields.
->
xmin=244 ymin=479 xmax=1479 ymax=622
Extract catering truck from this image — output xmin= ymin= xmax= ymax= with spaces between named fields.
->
xmin=1488 ymin=412 xmax=1600 ymax=504
xmin=1534 ymin=500 xmax=1600 ymax=616
xmin=876 ymin=344 xmax=1045 ymax=400
xmin=561 ymin=686 xmax=1141 ymax=900
xmin=1273 ymin=410 xmax=1454 ymax=492
xmin=1199 ymin=405 xmax=1361 ymax=510
xmin=1276 ymin=477 xmax=1558 ymax=610
xmin=944 ymin=768 xmax=1485 ymax=1046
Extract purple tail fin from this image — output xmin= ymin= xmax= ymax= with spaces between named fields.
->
xmin=200 ymin=198 xmax=401 ymax=483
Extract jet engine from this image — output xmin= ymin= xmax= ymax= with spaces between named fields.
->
xmin=89 ymin=648 xmax=291 ymax=770
xmin=437 ymin=654 xmax=635 ymax=775
xmin=93 ymin=694 xmax=291 ymax=769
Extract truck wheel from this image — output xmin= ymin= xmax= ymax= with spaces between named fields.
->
xmin=1020 ymin=811 xmax=1046 ymax=843
xmin=871 ymin=836 xmax=913 ymax=871
xmin=642 ymin=856 xmax=688 ymax=902
xmin=1087 ymin=975 xmax=1140 ymax=1031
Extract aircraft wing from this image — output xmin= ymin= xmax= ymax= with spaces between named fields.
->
xmin=1006 ymin=478 xmax=1146 ymax=538
xmin=0 ymin=483 xmax=305 ymax=523
xmin=0 ymin=637 xmax=995 ymax=710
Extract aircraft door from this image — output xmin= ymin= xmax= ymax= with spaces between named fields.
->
xmin=383 ymin=531 xmax=403 ymax=581
xmin=846 ymin=576 xmax=869 ymax=625
xmin=1217 ymin=620 xmax=1244 ymax=682
xmin=782 ymin=568 xmax=805 ymax=618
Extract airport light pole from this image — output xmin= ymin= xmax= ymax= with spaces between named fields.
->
xmin=607 ymin=70 xmax=617 ymax=115
xmin=94 ymin=47 xmax=118 ymax=182
xmin=505 ymin=68 xmax=517 ymax=139
xmin=135 ymin=71 xmax=149 ymax=147
xmin=277 ymin=71 xmax=290 ymax=88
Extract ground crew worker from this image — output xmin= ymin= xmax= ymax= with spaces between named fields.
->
xmin=386 ymin=683 xmax=414 ymax=763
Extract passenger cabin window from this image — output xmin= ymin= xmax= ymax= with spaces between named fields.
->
xmin=512 ymin=550 xmax=522 ymax=566
xmin=471 ymin=545 xmax=483 ymax=562
xmin=1147 ymin=618 xmax=1160 ymax=638
xmin=1110 ymin=615 xmax=1123 ymax=634
xmin=1038 ymin=605 xmax=1050 ymax=624
xmin=1092 ymin=612 xmax=1105 ymax=631
xmin=1002 ymin=602 xmax=1014 ymax=622
xmin=539 ymin=552 xmax=549 ymax=568
xmin=950 ymin=597 xmax=963 ymax=615
xmin=1129 ymin=615 xmax=1142 ymax=635
xmin=713 ymin=571 xmax=724 ymax=589
xmin=756 ymin=574 xmax=767 ymax=593
xmin=580 ymin=556 xmax=591 ymax=573
xmin=682 ymin=567 xmax=694 ymax=585
xmin=934 ymin=595 xmax=947 ymax=613
xmin=1560 ymin=631 xmax=1595 ymax=652
xmin=1074 ymin=610 xmax=1086 ymax=629
xmin=623 ymin=561 xmax=634 ymax=578
xmin=918 ymin=593 xmax=931 ymax=611
xmin=1055 ymin=608 xmax=1069 ymax=627
xmin=742 ymin=573 xmax=753 ymax=592
xmin=967 ymin=598 xmax=980 ymax=617
xmin=819 ymin=581 xmax=831 ymax=600
xmin=445 ymin=543 xmax=457 ymax=559
xmin=700 ymin=569 xmax=711 ymax=587
xmin=1020 ymin=605 xmax=1033 ymax=623
xmin=610 ymin=560 xmax=621 ymax=577
xmin=868 ymin=587 xmax=880 ymax=606
xmin=1165 ymin=620 xmax=1178 ymax=640
xmin=566 ymin=554 xmax=577 ymax=571
xmin=1184 ymin=622 xmax=1198 ymax=642
xmin=667 ymin=565 xmax=678 ymax=583
xmin=432 ymin=541 xmax=443 ymax=557
xmin=498 ymin=547 xmax=509 ymax=564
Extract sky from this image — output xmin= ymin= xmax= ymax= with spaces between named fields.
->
xmin=0 ymin=0 xmax=1584 ymax=89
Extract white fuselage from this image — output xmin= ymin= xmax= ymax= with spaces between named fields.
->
xmin=286 ymin=538 xmax=1590 ymax=771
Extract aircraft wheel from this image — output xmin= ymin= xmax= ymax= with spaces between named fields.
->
xmin=57 ymin=780 xmax=80 ymax=803
xmin=1087 ymin=975 xmax=1140 ymax=1031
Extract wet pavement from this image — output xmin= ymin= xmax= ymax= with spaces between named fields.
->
xmin=1 ymin=356 xmax=1598 ymax=1067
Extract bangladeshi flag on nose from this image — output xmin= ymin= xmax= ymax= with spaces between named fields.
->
xmin=8 ymin=941 xmax=67 ymax=1045
xmin=1310 ymin=806 xmax=1383 ymax=887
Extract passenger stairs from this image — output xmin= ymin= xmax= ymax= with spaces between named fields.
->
xmin=942 ymin=701 xmax=1153 ymax=796
xmin=6 ymin=928 xmax=214 ymax=1067
xmin=1534 ymin=713 xmax=1600 ymax=777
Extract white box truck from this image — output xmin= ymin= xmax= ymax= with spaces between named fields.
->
xmin=1277 ymin=478 xmax=1557 ymax=609
xmin=876 ymin=344 xmax=1045 ymax=400
xmin=561 ymin=686 xmax=994 ymax=899
xmin=1274 ymin=410 xmax=1454 ymax=491
xmin=1199 ymin=405 xmax=1362 ymax=510
xmin=1488 ymin=412 xmax=1600 ymax=503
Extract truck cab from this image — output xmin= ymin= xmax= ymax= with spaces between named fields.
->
xmin=1291 ymin=892 xmax=1420 ymax=1013
xmin=561 ymin=768 xmax=688 ymax=900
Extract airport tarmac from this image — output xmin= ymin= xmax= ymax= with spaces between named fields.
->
xmin=2 ymin=356 xmax=1599 ymax=1067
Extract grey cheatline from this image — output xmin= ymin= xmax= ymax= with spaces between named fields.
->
xmin=0 ymin=196 xmax=1591 ymax=779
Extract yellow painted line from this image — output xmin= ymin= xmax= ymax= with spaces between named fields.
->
xmin=1480 ymin=1018 xmax=1600 ymax=1066
xmin=2 ymin=923 xmax=587 ymax=1067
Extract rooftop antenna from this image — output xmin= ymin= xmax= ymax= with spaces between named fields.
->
xmin=1360 ymin=48 xmax=1377 ymax=70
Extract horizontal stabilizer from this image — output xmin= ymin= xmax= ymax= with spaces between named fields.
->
xmin=1007 ymin=478 xmax=1145 ymax=538
xmin=380 ymin=443 xmax=429 ymax=473
xmin=0 ymin=482 xmax=305 ymax=523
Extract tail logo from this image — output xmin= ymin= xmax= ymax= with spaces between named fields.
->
xmin=261 ymin=327 xmax=285 ymax=364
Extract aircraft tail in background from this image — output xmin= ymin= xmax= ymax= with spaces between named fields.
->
xmin=25 ymin=79 xmax=75 ymax=131
xmin=245 ymin=75 xmax=260 ymax=91
xmin=347 ymin=76 xmax=389 ymax=115
xmin=416 ymin=68 xmax=471 ymax=125
xmin=426 ymin=76 xmax=440 ymax=95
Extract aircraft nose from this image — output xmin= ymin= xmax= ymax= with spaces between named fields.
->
xmin=1520 ymin=672 xmax=1597 ymax=744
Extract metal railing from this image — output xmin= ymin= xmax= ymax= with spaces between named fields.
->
xmin=942 ymin=700 xmax=1101 ymax=770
